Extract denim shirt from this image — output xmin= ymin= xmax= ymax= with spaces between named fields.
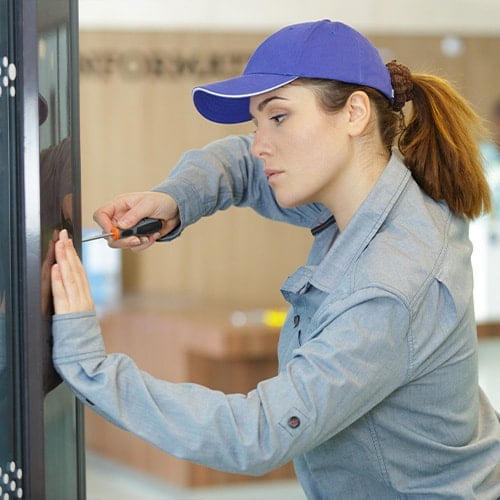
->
xmin=53 ymin=135 xmax=500 ymax=499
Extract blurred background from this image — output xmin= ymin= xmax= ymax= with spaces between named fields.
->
xmin=76 ymin=2 xmax=500 ymax=498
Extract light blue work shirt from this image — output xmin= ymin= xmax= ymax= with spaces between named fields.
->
xmin=53 ymin=135 xmax=500 ymax=499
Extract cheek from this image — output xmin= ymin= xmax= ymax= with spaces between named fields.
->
xmin=297 ymin=129 xmax=338 ymax=169
xmin=281 ymin=123 xmax=324 ymax=159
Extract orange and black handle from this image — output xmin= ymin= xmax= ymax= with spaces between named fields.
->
xmin=82 ymin=218 xmax=162 ymax=242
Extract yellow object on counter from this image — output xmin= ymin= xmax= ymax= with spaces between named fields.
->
xmin=231 ymin=308 xmax=287 ymax=328
xmin=262 ymin=309 xmax=288 ymax=328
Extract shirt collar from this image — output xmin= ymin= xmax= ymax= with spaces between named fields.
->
xmin=309 ymin=154 xmax=412 ymax=292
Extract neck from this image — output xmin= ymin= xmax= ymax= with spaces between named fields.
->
xmin=328 ymin=151 xmax=389 ymax=231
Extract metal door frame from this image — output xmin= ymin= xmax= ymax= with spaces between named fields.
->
xmin=10 ymin=0 xmax=85 ymax=497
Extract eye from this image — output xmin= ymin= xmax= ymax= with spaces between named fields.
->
xmin=271 ymin=114 xmax=286 ymax=125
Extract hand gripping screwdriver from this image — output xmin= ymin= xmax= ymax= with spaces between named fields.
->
xmin=82 ymin=218 xmax=162 ymax=243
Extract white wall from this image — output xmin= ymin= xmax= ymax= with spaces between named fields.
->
xmin=79 ymin=0 xmax=500 ymax=34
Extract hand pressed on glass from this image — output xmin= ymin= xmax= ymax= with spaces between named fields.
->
xmin=51 ymin=229 xmax=94 ymax=315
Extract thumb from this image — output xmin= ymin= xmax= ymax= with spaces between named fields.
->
xmin=117 ymin=192 xmax=175 ymax=229
xmin=116 ymin=198 xmax=155 ymax=229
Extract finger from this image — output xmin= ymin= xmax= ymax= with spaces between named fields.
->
xmin=114 ymin=192 xmax=174 ymax=231
xmin=108 ymin=232 xmax=159 ymax=251
xmin=93 ymin=192 xmax=178 ymax=248
xmin=116 ymin=197 xmax=157 ymax=230
xmin=106 ymin=235 xmax=143 ymax=250
xmin=93 ymin=193 xmax=142 ymax=232
xmin=61 ymin=236 xmax=94 ymax=310
xmin=129 ymin=234 xmax=159 ymax=253
xmin=93 ymin=202 xmax=123 ymax=233
xmin=54 ymin=238 xmax=80 ymax=306
xmin=55 ymin=231 xmax=94 ymax=313
xmin=51 ymin=263 xmax=70 ymax=315
xmin=93 ymin=213 xmax=114 ymax=233
xmin=59 ymin=227 xmax=70 ymax=242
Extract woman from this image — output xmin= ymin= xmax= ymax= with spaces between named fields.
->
xmin=52 ymin=20 xmax=500 ymax=498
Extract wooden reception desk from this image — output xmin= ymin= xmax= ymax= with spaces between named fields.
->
xmin=477 ymin=322 xmax=500 ymax=338
xmin=84 ymin=296 xmax=295 ymax=488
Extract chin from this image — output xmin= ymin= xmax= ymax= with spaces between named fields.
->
xmin=276 ymin=198 xmax=301 ymax=209
xmin=273 ymin=187 xmax=311 ymax=208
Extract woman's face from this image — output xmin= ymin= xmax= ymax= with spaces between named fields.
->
xmin=249 ymin=83 xmax=352 ymax=210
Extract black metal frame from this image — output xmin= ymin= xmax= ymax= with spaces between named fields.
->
xmin=69 ymin=1 xmax=86 ymax=496
xmin=12 ymin=0 xmax=85 ymax=497
xmin=15 ymin=0 xmax=45 ymax=496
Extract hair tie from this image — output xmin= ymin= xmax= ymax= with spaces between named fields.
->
xmin=386 ymin=61 xmax=414 ymax=112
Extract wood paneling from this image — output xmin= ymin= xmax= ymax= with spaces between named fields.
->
xmin=79 ymin=30 xmax=314 ymax=309
xmin=79 ymin=30 xmax=500 ymax=308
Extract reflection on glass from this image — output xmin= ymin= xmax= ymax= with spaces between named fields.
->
xmin=38 ymin=1 xmax=75 ymax=392
xmin=39 ymin=88 xmax=75 ymax=402
xmin=38 ymin=1 xmax=81 ymax=498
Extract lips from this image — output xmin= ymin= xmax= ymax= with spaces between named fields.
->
xmin=264 ymin=168 xmax=283 ymax=179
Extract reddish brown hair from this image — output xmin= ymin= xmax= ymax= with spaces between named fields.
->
xmin=399 ymin=73 xmax=491 ymax=219
xmin=299 ymin=73 xmax=491 ymax=219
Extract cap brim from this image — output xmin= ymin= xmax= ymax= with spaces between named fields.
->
xmin=193 ymin=74 xmax=297 ymax=124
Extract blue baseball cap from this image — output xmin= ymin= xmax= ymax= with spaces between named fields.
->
xmin=193 ymin=20 xmax=393 ymax=124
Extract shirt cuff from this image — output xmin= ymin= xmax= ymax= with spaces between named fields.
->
xmin=52 ymin=311 xmax=106 ymax=363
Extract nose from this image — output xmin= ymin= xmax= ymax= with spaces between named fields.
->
xmin=251 ymin=128 xmax=269 ymax=159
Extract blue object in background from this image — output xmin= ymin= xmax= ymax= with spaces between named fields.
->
xmin=82 ymin=228 xmax=122 ymax=316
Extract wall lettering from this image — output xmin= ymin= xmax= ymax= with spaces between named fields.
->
xmin=80 ymin=50 xmax=252 ymax=81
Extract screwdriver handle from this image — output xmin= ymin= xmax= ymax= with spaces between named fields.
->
xmin=112 ymin=218 xmax=163 ymax=240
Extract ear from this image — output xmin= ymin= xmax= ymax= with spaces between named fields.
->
xmin=346 ymin=91 xmax=371 ymax=137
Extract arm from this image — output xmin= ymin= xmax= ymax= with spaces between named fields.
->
xmin=153 ymin=134 xmax=324 ymax=234
xmin=93 ymin=135 xmax=327 ymax=250
xmin=53 ymin=296 xmax=410 ymax=476
xmin=51 ymin=231 xmax=410 ymax=475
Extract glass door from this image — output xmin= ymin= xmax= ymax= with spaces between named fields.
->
xmin=0 ymin=0 xmax=84 ymax=498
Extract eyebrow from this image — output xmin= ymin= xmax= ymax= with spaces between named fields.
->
xmin=250 ymin=95 xmax=289 ymax=120
xmin=257 ymin=95 xmax=288 ymax=112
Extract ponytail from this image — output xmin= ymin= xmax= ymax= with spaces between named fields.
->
xmin=388 ymin=64 xmax=491 ymax=219
xmin=300 ymin=69 xmax=491 ymax=219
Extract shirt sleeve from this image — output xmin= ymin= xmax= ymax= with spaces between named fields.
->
xmin=150 ymin=134 xmax=327 ymax=239
xmin=52 ymin=288 xmax=411 ymax=476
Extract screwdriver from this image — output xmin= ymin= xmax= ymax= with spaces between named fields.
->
xmin=82 ymin=218 xmax=162 ymax=243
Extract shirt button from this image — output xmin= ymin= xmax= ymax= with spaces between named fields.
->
xmin=288 ymin=416 xmax=301 ymax=429
xmin=293 ymin=315 xmax=300 ymax=327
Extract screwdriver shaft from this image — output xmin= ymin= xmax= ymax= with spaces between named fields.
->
xmin=81 ymin=232 xmax=114 ymax=242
